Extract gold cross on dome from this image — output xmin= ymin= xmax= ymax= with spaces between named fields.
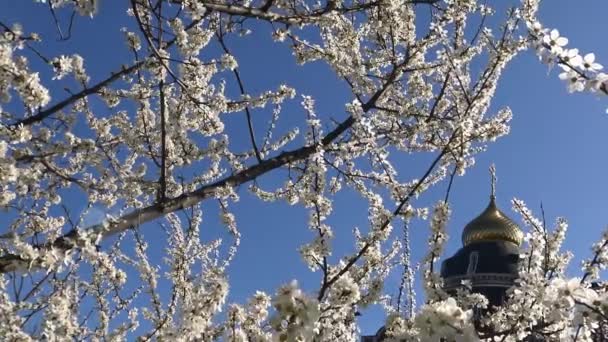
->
xmin=489 ymin=164 xmax=497 ymax=200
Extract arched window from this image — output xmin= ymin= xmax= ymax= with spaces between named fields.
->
xmin=467 ymin=251 xmax=479 ymax=275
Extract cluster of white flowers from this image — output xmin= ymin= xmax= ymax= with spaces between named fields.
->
xmin=271 ymin=280 xmax=320 ymax=341
xmin=220 ymin=53 xmax=238 ymax=71
xmin=422 ymin=202 xmax=450 ymax=302
xmin=413 ymin=297 xmax=479 ymax=341
xmin=527 ymin=21 xmax=608 ymax=99
xmin=0 ymin=24 xmax=50 ymax=109
xmin=43 ymin=0 xmax=98 ymax=17
xmin=50 ymin=54 xmax=88 ymax=82
xmin=222 ymin=291 xmax=272 ymax=341
xmin=169 ymin=18 xmax=213 ymax=57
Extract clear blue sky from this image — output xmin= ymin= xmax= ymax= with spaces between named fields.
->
xmin=2 ymin=0 xmax=608 ymax=336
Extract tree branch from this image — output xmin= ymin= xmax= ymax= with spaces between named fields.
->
xmin=0 ymin=46 xmax=411 ymax=274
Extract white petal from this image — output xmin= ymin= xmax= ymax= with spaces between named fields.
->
xmin=556 ymin=37 xmax=568 ymax=46
xmin=569 ymin=55 xmax=582 ymax=67
xmin=584 ymin=53 xmax=596 ymax=63
xmin=551 ymin=46 xmax=564 ymax=55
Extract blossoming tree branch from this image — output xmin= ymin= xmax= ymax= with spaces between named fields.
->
xmin=0 ymin=0 xmax=607 ymax=340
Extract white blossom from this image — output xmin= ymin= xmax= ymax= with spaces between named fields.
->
xmin=543 ymin=29 xmax=568 ymax=54
xmin=220 ymin=53 xmax=238 ymax=71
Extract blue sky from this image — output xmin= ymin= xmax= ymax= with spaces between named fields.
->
xmin=3 ymin=0 xmax=608 ymax=337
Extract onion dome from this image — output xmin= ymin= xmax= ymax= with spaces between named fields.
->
xmin=461 ymin=196 xmax=523 ymax=247
xmin=441 ymin=165 xmax=522 ymax=307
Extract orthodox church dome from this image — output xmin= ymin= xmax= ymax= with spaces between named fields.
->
xmin=461 ymin=196 xmax=523 ymax=247
xmin=440 ymin=168 xmax=524 ymax=307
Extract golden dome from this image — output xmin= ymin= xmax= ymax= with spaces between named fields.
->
xmin=461 ymin=197 xmax=523 ymax=247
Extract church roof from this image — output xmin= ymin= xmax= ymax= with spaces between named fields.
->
xmin=461 ymin=196 xmax=524 ymax=247
xmin=462 ymin=196 xmax=524 ymax=246
xmin=461 ymin=166 xmax=524 ymax=247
